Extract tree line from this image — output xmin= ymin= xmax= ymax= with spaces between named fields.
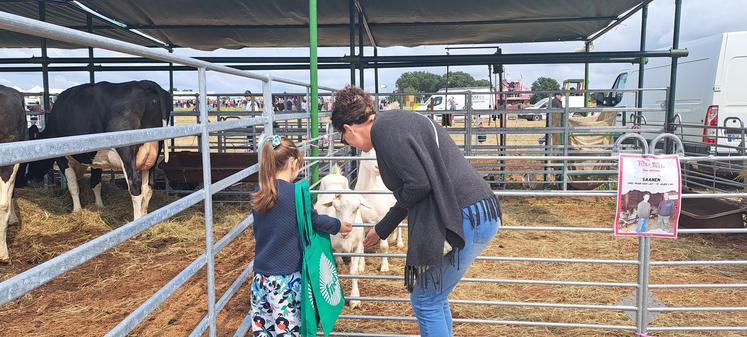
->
xmin=394 ymin=71 xmax=561 ymax=104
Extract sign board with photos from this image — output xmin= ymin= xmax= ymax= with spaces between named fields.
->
xmin=615 ymin=154 xmax=681 ymax=238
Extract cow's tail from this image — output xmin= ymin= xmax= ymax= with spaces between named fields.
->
xmin=162 ymin=119 xmax=170 ymax=163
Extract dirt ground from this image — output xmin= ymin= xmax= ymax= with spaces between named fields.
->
xmin=1 ymin=182 xmax=744 ymax=337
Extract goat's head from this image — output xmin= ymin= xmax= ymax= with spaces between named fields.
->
xmin=360 ymin=149 xmax=380 ymax=175
xmin=321 ymin=193 xmax=372 ymax=224
xmin=317 ymin=166 xmax=372 ymax=223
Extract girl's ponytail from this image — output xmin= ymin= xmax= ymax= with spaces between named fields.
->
xmin=252 ymin=137 xmax=302 ymax=213
xmin=253 ymin=140 xmax=279 ymax=213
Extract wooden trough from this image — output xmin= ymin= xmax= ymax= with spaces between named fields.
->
xmin=159 ymin=151 xmax=258 ymax=190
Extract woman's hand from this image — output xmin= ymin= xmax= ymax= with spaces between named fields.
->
xmin=363 ymin=227 xmax=381 ymax=248
xmin=339 ymin=221 xmax=353 ymax=238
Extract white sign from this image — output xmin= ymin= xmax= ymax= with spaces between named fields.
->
xmin=615 ymin=154 xmax=682 ymax=238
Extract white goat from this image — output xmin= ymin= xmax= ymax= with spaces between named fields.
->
xmin=315 ymin=165 xmax=371 ymax=309
xmin=354 ymin=149 xmax=405 ymax=273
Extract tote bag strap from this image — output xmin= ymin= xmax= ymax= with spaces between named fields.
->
xmin=295 ymin=180 xmax=312 ymax=247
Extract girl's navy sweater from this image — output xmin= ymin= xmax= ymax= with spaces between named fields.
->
xmin=252 ymin=179 xmax=341 ymax=275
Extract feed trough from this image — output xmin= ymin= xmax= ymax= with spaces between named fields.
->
xmin=159 ymin=151 xmax=259 ymax=190
xmin=680 ymin=195 xmax=747 ymax=229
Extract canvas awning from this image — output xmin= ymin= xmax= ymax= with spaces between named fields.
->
xmin=0 ymin=0 xmax=646 ymax=50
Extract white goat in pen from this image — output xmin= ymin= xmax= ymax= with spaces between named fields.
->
xmin=315 ymin=164 xmax=371 ymax=309
xmin=354 ymin=149 xmax=405 ymax=273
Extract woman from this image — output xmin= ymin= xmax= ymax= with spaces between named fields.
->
xmin=331 ymin=86 xmax=501 ymax=336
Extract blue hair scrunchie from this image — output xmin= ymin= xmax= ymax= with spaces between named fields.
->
xmin=262 ymin=134 xmax=281 ymax=149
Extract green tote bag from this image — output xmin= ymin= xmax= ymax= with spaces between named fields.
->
xmin=295 ymin=180 xmax=344 ymax=337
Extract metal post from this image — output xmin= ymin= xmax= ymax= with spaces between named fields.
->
xmin=263 ymin=79 xmax=273 ymax=136
xmin=86 ymin=14 xmax=95 ymax=83
xmin=562 ymin=93 xmax=570 ymax=190
xmin=584 ymin=41 xmax=590 ymax=108
xmin=302 ymin=87 xmax=309 ymax=144
xmin=197 ymin=67 xmax=217 ymax=337
xmin=635 ymin=4 xmax=648 ymax=127
xmin=168 ymin=61 xmax=175 ymax=151
xmin=496 ymin=48 xmax=506 ymax=185
xmin=39 ymin=1 xmax=49 ymax=114
xmin=349 ymin=0 xmax=356 ymax=86
xmin=636 ymin=237 xmax=652 ymax=333
xmin=358 ymin=11 xmax=364 ymax=89
xmin=374 ymin=47 xmax=379 ymax=112
xmin=310 ymin=0 xmax=320 ymax=187
xmin=666 ymin=0 xmax=683 ymax=153
xmin=445 ymin=52 xmax=450 ymax=126
xmin=216 ymin=95 xmax=225 ymax=153
xmin=466 ymin=92 xmax=472 ymax=155
xmin=305 ymin=87 xmax=312 ymax=178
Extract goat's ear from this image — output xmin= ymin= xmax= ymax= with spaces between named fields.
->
xmin=318 ymin=193 xmax=335 ymax=207
xmin=358 ymin=195 xmax=373 ymax=209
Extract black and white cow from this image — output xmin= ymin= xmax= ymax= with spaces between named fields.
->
xmin=29 ymin=80 xmax=172 ymax=220
xmin=0 ymin=85 xmax=26 ymax=263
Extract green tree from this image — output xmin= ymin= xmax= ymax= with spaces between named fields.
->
xmin=395 ymin=71 xmax=443 ymax=93
xmin=442 ymin=71 xmax=477 ymax=88
xmin=530 ymin=77 xmax=560 ymax=104
xmin=474 ymin=79 xmax=491 ymax=87
xmin=395 ymin=71 xmax=492 ymax=94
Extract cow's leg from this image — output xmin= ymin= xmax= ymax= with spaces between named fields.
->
xmin=58 ymin=158 xmax=82 ymax=212
xmin=349 ymin=243 xmax=363 ymax=309
xmin=139 ymin=168 xmax=152 ymax=215
xmin=8 ymin=198 xmax=18 ymax=226
xmin=0 ymin=164 xmax=19 ymax=263
xmin=91 ymin=168 xmax=104 ymax=208
xmin=116 ymin=146 xmax=144 ymax=220
xmin=378 ymin=236 xmax=390 ymax=272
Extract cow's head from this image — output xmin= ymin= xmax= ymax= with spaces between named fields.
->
xmin=158 ymin=87 xmax=173 ymax=122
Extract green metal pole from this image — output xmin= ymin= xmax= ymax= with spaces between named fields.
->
xmin=584 ymin=41 xmax=590 ymax=108
xmin=310 ymin=0 xmax=320 ymax=186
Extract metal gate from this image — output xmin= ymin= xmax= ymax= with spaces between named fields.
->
xmin=0 ymin=11 xmax=334 ymax=337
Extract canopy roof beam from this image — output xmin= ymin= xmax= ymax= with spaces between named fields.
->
xmin=355 ymin=0 xmax=376 ymax=49
xmin=69 ymin=16 xmax=620 ymax=32
xmin=587 ymin=0 xmax=653 ymax=42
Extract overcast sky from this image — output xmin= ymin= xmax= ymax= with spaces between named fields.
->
xmin=1 ymin=0 xmax=746 ymax=94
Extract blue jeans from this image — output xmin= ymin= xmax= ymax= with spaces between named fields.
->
xmin=636 ymin=217 xmax=649 ymax=233
xmin=410 ymin=200 xmax=500 ymax=337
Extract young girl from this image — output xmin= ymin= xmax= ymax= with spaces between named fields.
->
xmin=251 ymin=136 xmax=352 ymax=337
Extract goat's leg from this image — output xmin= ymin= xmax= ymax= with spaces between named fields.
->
xmin=349 ymin=244 xmax=363 ymax=309
xmin=394 ymin=227 xmax=405 ymax=248
xmin=378 ymin=235 xmax=390 ymax=272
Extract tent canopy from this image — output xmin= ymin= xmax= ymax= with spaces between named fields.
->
xmin=0 ymin=0 xmax=646 ymax=50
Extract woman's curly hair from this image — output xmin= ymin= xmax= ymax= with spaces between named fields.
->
xmin=331 ymin=86 xmax=375 ymax=132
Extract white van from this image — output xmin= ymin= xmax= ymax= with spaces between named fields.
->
xmin=610 ymin=31 xmax=747 ymax=155
xmin=416 ymin=87 xmax=496 ymax=113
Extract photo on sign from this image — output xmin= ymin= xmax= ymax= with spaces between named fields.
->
xmin=615 ymin=154 xmax=681 ymax=238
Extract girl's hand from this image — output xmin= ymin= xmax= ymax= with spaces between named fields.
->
xmin=339 ymin=221 xmax=353 ymax=238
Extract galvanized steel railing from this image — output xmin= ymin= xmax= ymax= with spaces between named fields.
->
xmin=308 ymin=150 xmax=747 ymax=335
